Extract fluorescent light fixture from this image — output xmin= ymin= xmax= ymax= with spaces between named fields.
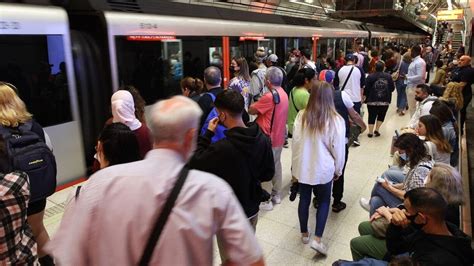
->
xmin=430 ymin=13 xmax=436 ymax=19
xmin=447 ymin=0 xmax=453 ymax=10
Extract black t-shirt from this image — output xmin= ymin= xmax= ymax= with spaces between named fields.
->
xmin=452 ymin=66 xmax=474 ymax=99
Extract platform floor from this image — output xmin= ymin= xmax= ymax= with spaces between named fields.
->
xmin=44 ymin=94 xmax=411 ymax=265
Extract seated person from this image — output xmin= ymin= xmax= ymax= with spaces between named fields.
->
xmin=350 ymin=163 xmax=464 ymax=261
xmin=387 ymin=188 xmax=472 ymax=265
xmin=416 ymin=115 xmax=451 ymax=164
xmin=429 ymin=100 xmax=459 ymax=166
xmin=405 ymin=84 xmax=437 ymax=129
xmin=360 ymin=133 xmax=433 ymax=216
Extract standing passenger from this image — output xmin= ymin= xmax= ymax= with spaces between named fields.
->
xmin=228 ymin=57 xmax=251 ymax=110
xmin=249 ymin=67 xmax=289 ymax=211
xmin=364 ymin=61 xmax=395 ymax=137
xmin=292 ymin=81 xmax=345 ymax=255
xmin=395 ymin=52 xmax=411 ymax=115
xmin=405 ymin=46 xmax=426 ymax=116
xmin=249 ymin=47 xmax=268 ymax=102
xmin=0 ymin=83 xmax=54 ymax=265
xmin=190 ymin=90 xmax=274 ymax=231
xmin=46 ymin=96 xmax=264 ymax=265
xmin=180 ymin=77 xmax=205 ymax=102
xmin=111 ymin=90 xmax=151 ymax=158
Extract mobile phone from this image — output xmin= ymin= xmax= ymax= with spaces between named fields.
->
xmin=376 ymin=176 xmax=386 ymax=183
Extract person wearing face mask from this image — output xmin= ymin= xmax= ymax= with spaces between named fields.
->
xmin=190 ymin=90 xmax=274 ymax=231
xmin=360 ymin=133 xmax=434 ymax=216
xmin=387 ymin=188 xmax=472 ymax=266
xmin=228 ymin=57 xmax=251 ymax=110
xmin=46 ymin=96 xmax=266 ymax=266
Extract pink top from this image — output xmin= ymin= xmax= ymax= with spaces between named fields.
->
xmin=46 ymin=149 xmax=262 ymax=265
xmin=251 ymin=87 xmax=289 ymax=147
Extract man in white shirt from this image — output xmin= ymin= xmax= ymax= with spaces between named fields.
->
xmin=46 ymin=96 xmax=264 ymax=266
xmin=353 ymin=45 xmax=365 ymax=69
xmin=406 ymin=46 xmax=427 ymax=116
xmin=407 ymin=84 xmax=437 ymax=129
xmin=334 ymin=54 xmax=366 ymax=146
xmin=300 ymin=48 xmax=317 ymax=72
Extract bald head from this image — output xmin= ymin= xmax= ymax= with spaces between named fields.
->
xmin=459 ymin=55 xmax=471 ymax=67
xmin=148 ymin=96 xmax=203 ymax=145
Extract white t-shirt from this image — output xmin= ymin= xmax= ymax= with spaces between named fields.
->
xmin=304 ymin=60 xmax=317 ymax=72
xmin=338 ymin=65 xmax=363 ymax=102
xmin=341 ymin=91 xmax=354 ymax=109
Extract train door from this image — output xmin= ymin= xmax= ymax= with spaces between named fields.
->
xmin=0 ymin=3 xmax=86 ymax=185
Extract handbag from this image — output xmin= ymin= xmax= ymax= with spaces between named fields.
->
xmin=391 ymin=61 xmax=402 ymax=82
xmin=138 ymin=166 xmax=189 ymax=266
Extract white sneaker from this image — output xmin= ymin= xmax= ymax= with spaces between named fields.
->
xmin=271 ymin=194 xmax=281 ymax=204
xmin=310 ymin=239 xmax=327 ymax=255
xmin=301 ymin=233 xmax=311 ymax=244
xmin=359 ymin=197 xmax=370 ymax=212
xmin=259 ymin=200 xmax=273 ymax=211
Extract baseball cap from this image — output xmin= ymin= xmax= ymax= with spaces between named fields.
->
xmin=345 ymin=54 xmax=355 ymax=62
xmin=267 ymin=54 xmax=278 ymax=63
xmin=319 ymin=70 xmax=335 ymax=84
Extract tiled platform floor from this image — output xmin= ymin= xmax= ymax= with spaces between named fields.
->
xmin=45 ymin=94 xmax=411 ymax=265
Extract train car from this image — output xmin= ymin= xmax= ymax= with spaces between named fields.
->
xmin=0 ymin=3 xmax=86 ymax=185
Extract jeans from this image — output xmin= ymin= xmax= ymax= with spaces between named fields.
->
xmin=395 ymin=80 xmax=407 ymax=111
xmin=263 ymin=147 xmax=283 ymax=197
xmin=333 ymin=144 xmax=349 ymax=203
xmin=369 ymin=183 xmax=403 ymax=216
xmin=298 ymin=181 xmax=332 ymax=237
xmin=382 ymin=167 xmax=406 ymax=184
xmin=350 ymin=221 xmax=387 ymax=261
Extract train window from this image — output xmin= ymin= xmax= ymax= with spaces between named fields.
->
xmin=0 ymin=35 xmax=72 ymax=127
xmin=115 ymin=36 xmax=223 ymax=104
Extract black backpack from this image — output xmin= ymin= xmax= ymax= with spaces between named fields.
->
xmin=0 ymin=121 xmax=57 ymax=202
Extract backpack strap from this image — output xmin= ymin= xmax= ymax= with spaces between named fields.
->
xmin=290 ymin=89 xmax=299 ymax=112
xmin=341 ymin=66 xmax=354 ymax=91
xmin=139 ymin=166 xmax=190 ymax=266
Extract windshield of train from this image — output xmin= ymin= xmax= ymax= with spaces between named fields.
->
xmin=0 ymin=35 xmax=72 ymax=127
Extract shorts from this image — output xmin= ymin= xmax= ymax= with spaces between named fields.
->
xmin=27 ymin=199 xmax=47 ymax=216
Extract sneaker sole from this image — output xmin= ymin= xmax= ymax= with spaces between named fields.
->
xmin=310 ymin=245 xmax=327 ymax=256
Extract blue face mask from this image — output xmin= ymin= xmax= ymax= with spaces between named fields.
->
xmin=400 ymin=153 xmax=409 ymax=161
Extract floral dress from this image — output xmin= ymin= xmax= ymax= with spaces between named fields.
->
xmin=228 ymin=76 xmax=251 ymax=110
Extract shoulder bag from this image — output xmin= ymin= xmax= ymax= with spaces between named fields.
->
xmin=139 ymin=166 xmax=190 ymax=266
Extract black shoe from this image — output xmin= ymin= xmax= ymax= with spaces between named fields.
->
xmin=313 ymin=197 xmax=319 ymax=209
xmin=283 ymin=140 xmax=289 ymax=148
xmin=332 ymin=201 xmax=347 ymax=213
xmin=374 ymin=131 xmax=381 ymax=137
xmin=367 ymin=133 xmax=373 ymax=138
xmin=289 ymin=182 xmax=299 ymax=202
xmin=352 ymin=140 xmax=360 ymax=146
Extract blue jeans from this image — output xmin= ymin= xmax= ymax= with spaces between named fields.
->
xmin=369 ymin=183 xmax=403 ymax=216
xmin=395 ymin=79 xmax=407 ymax=111
xmin=382 ymin=166 xmax=405 ymax=184
xmin=298 ymin=181 xmax=332 ymax=237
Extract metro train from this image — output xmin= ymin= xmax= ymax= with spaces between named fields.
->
xmin=0 ymin=1 xmax=426 ymax=185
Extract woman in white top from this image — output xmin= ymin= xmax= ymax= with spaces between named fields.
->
xmin=417 ymin=115 xmax=451 ymax=164
xmin=292 ymin=81 xmax=346 ymax=255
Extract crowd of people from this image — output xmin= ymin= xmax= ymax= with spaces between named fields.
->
xmin=0 ymin=37 xmax=473 ymax=265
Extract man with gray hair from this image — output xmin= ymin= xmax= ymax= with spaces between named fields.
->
xmin=197 ymin=66 xmax=223 ymax=128
xmin=46 ymin=96 xmax=264 ymax=265
xmin=249 ymin=67 xmax=289 ymax=211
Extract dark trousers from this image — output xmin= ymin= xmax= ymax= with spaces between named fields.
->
xmin=353 ymin=101 xmax=362 ymax=114
xmin=299 ymin=181 xmax=332 ymax=237
xmin=367 ymin=105 xmax=389 ymax=124
xmin=332 ymin=144 xmax=349 ymax=203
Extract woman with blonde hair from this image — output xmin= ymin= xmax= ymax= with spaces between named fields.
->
xmin=0 ymin=82 xmax=54 ymax=265
xmin=425 ymin=162 xmax=463 ymax=227
xmin=292 ymin=81 xmax=346 ymax=255
xmin=228 ymin=57 xmax=251 ymax=109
